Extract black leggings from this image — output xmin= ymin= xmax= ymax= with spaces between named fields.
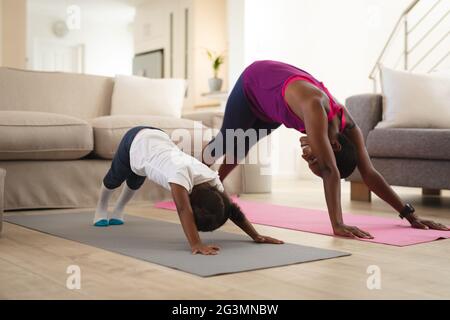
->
xmin=103 ymin=126 xmax=162 ymax=190
xmin=204 ymin=74 xmax=280 ymax=164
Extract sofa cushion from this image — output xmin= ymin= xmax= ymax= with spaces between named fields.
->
xmin=91 ymin=115 xmax=213 ymax=159
xmin=0 ymin=67 xmax=113 ymax=119
xmin=0 ymin=111 xmax=93 ymax=160
xmin=378 ymin=67 xmax=450 ymax=129
xmin=111 ymin=75 xmax=186 ymax=118
xmin=367 ymin=129 xmax=450 ymax=161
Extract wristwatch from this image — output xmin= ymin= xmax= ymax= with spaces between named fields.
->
xmin=399 ymin=203 xmax=415 ymax=220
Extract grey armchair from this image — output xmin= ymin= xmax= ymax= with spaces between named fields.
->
xmin=346 ymin=94 xmax=450 ymax=201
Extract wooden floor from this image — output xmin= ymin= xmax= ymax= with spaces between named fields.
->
xmin=1 ymin=178 xmax=449 ymax=300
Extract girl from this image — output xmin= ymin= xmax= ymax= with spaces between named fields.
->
xmin=94 ymin=126 xmax=283 ymax=255
xmin=203 ymin=60 xmax=448 ymax=239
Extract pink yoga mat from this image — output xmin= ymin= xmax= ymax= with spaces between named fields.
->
xmin=154 ymin=198 xmax=449 ymax=247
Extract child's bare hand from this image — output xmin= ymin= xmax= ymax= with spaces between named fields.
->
xmin=254 ymin=235 xmax=284 ymax=244
xmin=192 ymin=244 xmax=220 ymax=255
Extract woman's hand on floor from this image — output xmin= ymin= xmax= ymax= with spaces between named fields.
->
xmin=253 ymin=235 xmax=284 ymax=244
xmin=333 ymin=224 xmax=374 ymax=239
xmin=191 ymin=244 xmax=221 ymax=255
xmin=409 ymin=217 xmax=449 ymax=231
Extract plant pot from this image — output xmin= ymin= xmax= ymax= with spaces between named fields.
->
xmin=208 ymin=77 xmax=223 ymax=92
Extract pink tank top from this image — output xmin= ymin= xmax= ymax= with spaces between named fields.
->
xmin=243 ymin=60 xmax=346 ymax=133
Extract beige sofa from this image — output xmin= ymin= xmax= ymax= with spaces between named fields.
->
xmin=0 ymin=67 xmax=246 ymax=212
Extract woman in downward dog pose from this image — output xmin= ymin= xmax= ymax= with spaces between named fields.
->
xmin=203 ymin=60 xmax=448 ymax=239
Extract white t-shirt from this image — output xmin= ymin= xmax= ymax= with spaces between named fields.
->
xmin=129 ymin=129 xmax=224 ymax=194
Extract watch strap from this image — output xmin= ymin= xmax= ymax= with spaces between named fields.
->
xmin=399 ymin=203 xmax=415 ymax=220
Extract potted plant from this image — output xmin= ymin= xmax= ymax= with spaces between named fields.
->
xmin=206 ymin=50 xmax=225 ymax=92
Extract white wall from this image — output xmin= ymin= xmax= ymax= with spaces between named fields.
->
xmin=244 ymin=0 xmax=415 ymax=101
xmin=227 ymin=0 xmax=246 ymax=87
xmin=406 ymin=0 xmax=450 ymax=74
xmin=228 ymin=0 xmax=448 ymax=178
xmin=27 ymin=0 xmax=135 ymax=77
xmin=191 ymin=0 xmax=228 ymax=108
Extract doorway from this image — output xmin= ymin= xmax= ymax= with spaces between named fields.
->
xmin=32 ymin=39 xmax=84 ymax=73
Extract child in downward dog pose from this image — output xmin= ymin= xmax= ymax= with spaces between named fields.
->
xmin=94 ymin=126 xmax=283 ymax=255
xmin=203 ymin=60 xmax=448 ymax=239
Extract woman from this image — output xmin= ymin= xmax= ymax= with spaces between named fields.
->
xmin=203 ymin=60 xmax=448 ymax=239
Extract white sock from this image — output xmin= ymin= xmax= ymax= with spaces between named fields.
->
xmin=109 ymin=184 xmax=136 ymax=222
xmin=93 ymin=183 xmax=115 ymax=224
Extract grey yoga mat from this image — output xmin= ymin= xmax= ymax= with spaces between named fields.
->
xmin=4 ymin=212 xmax=350 ymax=277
